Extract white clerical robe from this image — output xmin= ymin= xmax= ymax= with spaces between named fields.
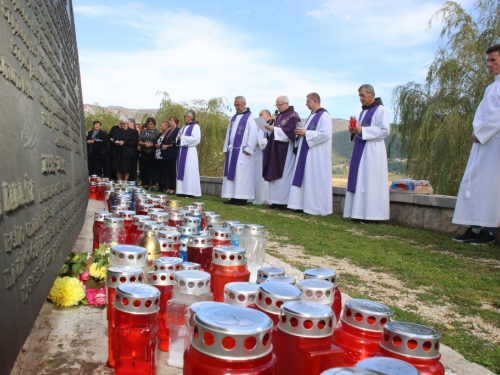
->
xmin=453 ymin=74 xmax=500 ymax=227
xmin=288 ymin=111 xmax=333 ymax=215
xmin=344 ymin=106 xmax=390 ymax=220
xmin=253 ymin=130 xmax=270 ymax=205
xmin=221 ymin=113 xmax=258 ymax=199
xmin=176 ymin=124 xmax=202 ymax=197
xmin=269 ymin=127 xmax=296 ymax=205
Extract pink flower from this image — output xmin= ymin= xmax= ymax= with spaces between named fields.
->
xmin=80 ymin=272 xmax=90 ymax=281
xmin=86 ymin=288 xmax=97 ymax=306
xmin=86 ymin=287 xmax=106 ymax=307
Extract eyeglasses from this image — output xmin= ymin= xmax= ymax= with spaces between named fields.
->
xmin=275 ymin=103 xmax=286 ymax=107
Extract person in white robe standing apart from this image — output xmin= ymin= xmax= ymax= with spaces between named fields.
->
xmin=176 ymin=110 xmax=202 ymax=198
xmin=288 ymin=92 xmax=333 ymax=215
xmin=344 ymin=84 xmax=390 ymax=221
xmin=221 ymin=96 xmax=258 ymax=206
xmin=252 ymin=110 xmax=271 ymax=205
xmin=452 ymin=44 xmax=500 ymax=245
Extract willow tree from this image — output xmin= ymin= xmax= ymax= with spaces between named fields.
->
xmin=392 ymin=0 xmax=500 ymax=195
xmin=155 ymin=92 xmax=231 ymax=177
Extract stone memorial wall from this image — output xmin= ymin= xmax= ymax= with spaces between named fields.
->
xmin=0 ymin=0 xmax=87 ymax=372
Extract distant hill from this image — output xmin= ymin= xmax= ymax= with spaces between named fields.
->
xmin=84 ymin=104 xmax=158 ymax=122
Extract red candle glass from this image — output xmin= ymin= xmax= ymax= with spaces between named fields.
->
xmin=168 ymin=212 xmax=185 ymax=229
xmin=130 ymin=215 xmax=150 ymax=245
xmin=207 ymin=227 xmax=231 ymax=247
xmin=97 ymin=182 xmax=107 ymax=201
xmin=106 ymin=266 xmax=144 ymax=368
xmin=137 ymin=203 xmax=154 ymax=216
xmin=113 ymin=284 xmax=160 ymax=375
xmin=119 ymin=210 xmax=135 ymax=245
xmin=159 ymin=230 xmax=181 ymax=254
xmin=350 ymin=116 xmax=357 ymax=129
xmin=93 ymin=211 xmax=112 ymax=252
xmin=375 ymin=321 xmax=444 ymax=375
xmin=333 ymin=299 xmax=393 ymax=367
xmin=224 ymin=282 xmax=259 ymax=307
xmin=158 ymin=238 xmax=177 ymax=257
xmin=206 ymin=245 xmax=251 ymax=302
xmin=304 ymin=268 xmax=342 ymax=323
xmin=183 ymin=305 xmax=276 ymax=375
xmin=89 ymin=181 xmax=97 ymax=200
xmin=150 ymin=211 xmax=169 ymax=225
xmin=187 ymin=235 xmax=214 ymax=271
xmin=274 ymin=301 xmax=344 ymax=374
xmin=201 ymin=211 xmax=215 ymax=230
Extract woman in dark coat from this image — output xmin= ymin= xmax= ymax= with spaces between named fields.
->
xmin=112 ymin=120 xmax=139 ymax=181
xmin=86 ymin=120 xmax=108 ymax=177
xmin=155 ymin=116 xmax=180 ymax=194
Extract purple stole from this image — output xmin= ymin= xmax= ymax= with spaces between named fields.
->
xmin=176 ymin=123 xmax=195 ymax=181
xmin=347 ymin=106 xmax=379 ymax=192
xmin=223 ymin=112 xmax=251 ymax=181
xmin=291 ymin=110 xmax=325 ymax=187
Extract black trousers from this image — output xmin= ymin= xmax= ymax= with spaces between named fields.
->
xmin=141 ymin=151 xmax=156 ymax=187
xmin=88 ymin=156 xmax=104 ymax=177
xmin=165 ymin=159 xmax=176 ymax=191
xmin=156 ymin=159 xmax=177 ymax=192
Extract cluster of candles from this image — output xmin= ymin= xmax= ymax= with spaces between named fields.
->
xmin=89 ymin=176 xmax=445 ymax=375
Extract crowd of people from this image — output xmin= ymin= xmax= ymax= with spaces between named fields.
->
xmin=87 ymin=43 xmax=500 ymax=245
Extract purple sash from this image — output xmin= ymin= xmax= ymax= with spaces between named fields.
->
xmin=347 ymin=106 xmax=379 ymax=192
xmin=176 ymin=124 xmax=195 ymax=181
xmin=291 ymin=111 xmax=325 ymax=187
xmin=223 ymin=112 xmax=251 ymax=181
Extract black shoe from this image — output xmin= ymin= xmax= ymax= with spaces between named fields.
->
xmin=452 ymin=227 xmax=479 ymax=243
xmin=470 ymin=230 xmax=495 ymax=245
xmin=233 ymin=199 xmax=247 ymax=206
xmin=274 ymin=204 xmax=287 ymax=210
xmin=289 ymin=209 xmax=303 ymax=213
xmin=223 ymin=199 xmax=236 ymax=205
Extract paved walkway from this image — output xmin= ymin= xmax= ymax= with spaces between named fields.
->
xmin=10 ymin=200 xmax=494 ymax=375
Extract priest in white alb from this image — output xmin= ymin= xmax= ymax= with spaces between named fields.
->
xmin=252 ymin=110 xmax=271 ymax=205
xmin=452 ymin=44 xmax=500 ymax=245
xmin=288 ymin=93 xmax=332 ymax=215
xmin=221 ymin=96 xmax=258 ymax=206
xmin=176 ymin=110 xmax=202 ymax=197
xmin=344 ymin=84 xmax=390 ymax=221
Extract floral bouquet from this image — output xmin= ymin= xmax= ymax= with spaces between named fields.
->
xmin=47 ymin=244 xmax=111 ymax=308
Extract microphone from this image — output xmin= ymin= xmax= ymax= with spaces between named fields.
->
xmin=268 ymin=110 xmax=278 ymax=125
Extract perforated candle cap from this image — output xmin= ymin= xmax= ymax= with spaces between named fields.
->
xmin=341 ymin=299 xmax=393 ymax=332
xmin=193 ymin=202 xmax=205 ymax=209
xmin=187 ymin=235 xmax=213 ymax=248
xmin=150 ymin=212 xmax=169 ymax=223
xmin=148 ymin=207 xmax=164 ymax=214
xmin=94 ymin=211 xmax=112 ymax=222
xmin=138 ymin=203 xmax=154 ymax=212
xmin=156 ymin=194 xmax=168 ymax=202
xmin=320 ymin=368 xmax=386 ymax=375
xmin=191 ymin=208 xmax=203 ymax=216
xmin=192 ymin=305 xmax=273 ymax=360
xmin=184 ymin=205 xmax=196 ymax=212
xmin=266 ymin=276 xmax=296 ymax=285
xmin=158 ymin=238 xmax=176 ymax=253
xmin=183 ymin=216 xmax=201 ymax=227
xmin=174 ymin=270 xmax=211 ymax=295
xmin=144 ymin=223 xmax=164 ymax=235
xmin=168 ymin=212 xmax=185 ymax=221
xmin=146 ymin=270 xmax=176 ymax=286
xmin=207 ymin=227 xmax=230 ymax=240
xmin=205 ymin=213 xmax=221 ymax=224
xmin=257 ymin=282 xmax=302 ymax=315
xmin=137 ymin=220 xmax=156 ymax=231
xmin=114 ymin=283 xmax=160 ymax=314
xmin=224 ymin=282 xmax=259 ymax=307
xmin=158 ymin=230 xmax=181 ymax=243
xmin=132 ymin=215 xmax=151 ymax=225
xmin=103 ymin=217 xmax=125 ymax=229
xmin=380 ymin=321 xmax=441 ymax=359
xmin=107 ymin=266 xmax=144 ymax=288
xmin=304 ymin=268 xmax=338 ymax=286
xmin=297 ymin=279 xmax=334 ymax=305
xmin=355 ymin=357 xmax=420 ymax=375
xmin=180 ymin=225 xmax=200 ymax=237
xmin=182 ymin=262 xmax=201 ymax=270
xmin=187 ymin=301 xmax=227 ymax=328
xmin=212 ymin=245 xmax=247 ymax=266
xmin=110 ymin=244 xmax=147 ymax=267
xmin=278 ymin=301 xmax=335 ymax=338
xmin=230 ymin=224 xmax=246 ymax=235
xmin=119 ymin=210 xmax=135 ymax=220
xmin=256 ymin=266 xmax=285 ymax=284
xmin=154 ymin=256 xmax=183 ymax=271
xmin=221 ymin=220 xmax=240 ymax=229
xmin=243 ymin=224 xmax=265 ymax=235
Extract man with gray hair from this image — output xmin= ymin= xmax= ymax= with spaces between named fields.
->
xmin=263 ymin=95 xmax=300 ymax=209
xmin=221 ymin=96 xmax=258 ymax=205
xmin=176 ymin=109 xmax=201 ymax=197
xmin=344 ymin=84 xmax=390 ymax=221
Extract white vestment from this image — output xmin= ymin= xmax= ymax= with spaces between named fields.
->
xmin=221 ymin=113 xmax=258 ymax=199
xmin=269 ymin=127 xmax=296 ymax=205
xmin=288 ymin=111 xmax=333 ymax=215
xmin=176 ymin=124 xmax=202 ymax=197
xmin=253 ymin=130 xmax=270 ymax=205
xmin=453 ymin=74 xmax=500 ymax=227
xmin=344 ymin=106 xmax=390 ymax=220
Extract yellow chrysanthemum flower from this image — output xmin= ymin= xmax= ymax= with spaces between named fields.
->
xmin=48 ymin=277 xmax=85 ymax=307
xmin=89 ymin=263 xmax=106 ymax=280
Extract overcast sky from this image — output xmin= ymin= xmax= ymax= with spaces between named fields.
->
xmin=73 ymin=0 xmax=474 ymax=120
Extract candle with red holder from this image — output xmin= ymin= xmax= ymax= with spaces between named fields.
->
xmin=118 ymin=210 xmax=135 ymax=244
xmin=168 ymin=212 xmax=185 ymax=228
xmin=186 ymin=235 xmax=214 ymax=271
xmin=158 ymin=238 xmax=177 ymax=257
xmin=224 ymin=282 xmax=259 ymax=307
xmin=137 ymin=202 xmax=154 ymax=216
xmin=297 ymin=279 xmax=337 ymax=322
xmin=304 ymin=268 xmax=342 ymax=323
xmin=89 ymin=181 xmax=97 ymax=200
xmin=93 ymin=211 xmax=112 ymax=252
xmin=130 ymin=215 xmax=150 ymax=245
xmin=207 ymin=227 xmax=231 ymax=247
xmin=150 ymin=211 xmax=169 ymax=225
xmin=355 ymin=357 xmax=420 ymax=375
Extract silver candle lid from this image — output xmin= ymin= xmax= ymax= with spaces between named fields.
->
xmin=182 ymin=262 xmax=201 ymax=270
xmin=191 ymin=208 xmax=203 ymax=216
xmin=137 ymin=220 xmax=157 ymax=231
xmin=159 ymin=230 xmax=181 ymax=243
xmin=148 ymin=197 xmax=161 ymax=205
xmin=148 ymin=207 xmax=164 ymax=214
xmin=187 ymin=235 xmax=213 ymax=248
xmin=193 ymin=202 xmax=205 ymax=209
xmin=341 ymin=299 xmax=393 ymax=332
xmin=169 ymin=212 xmax=185 ymax=221
xmin=183 ymin=216 xmax=202 ymax=227
xmin=297 ymin=279 xmax=335 ymax=305
xmin=230 ymin=224 xmax=246 ymax=236
xmin=150 ymin=212 xmax=169 ymax=223
xmin=132 ymin=215 xmax=150 ymax=225
xmin=138 ymin=203 xmax=154 ymax=212
xmin=146 ymin=269 xmax=176 ymax=286
xmin=267 ymin=275 xmax=296 ymax=285
xmin=278 ymin=301 xmax=335 ymax=338
xmin=184 ymin=205 xmax=196 ymax=212
xmin=156 ymin=194 xmax=168 ymax=202
xmin=205 ymin=213 xmax=221 ymax=224
xmin=212 ymin=245 xmax=247 ymax=266
xmin=208 ymin=227 xmax=231 ymax=241
xmin=187 ymin=301 xmax=227 ymax=329
xmin=221 ymin=220 xmax=240 ymax=229
xmin=355 ymin=357 xmax=420 ymax=375
xmin=304 ymin=268 xmax=338 ymax=286
xmin=174 ymin=270 xmax=211 ymax=295
xmin=144 ymin=223 xmax=164 ymax=235
xmin=103 ymin=216 xmax=125 ymax=229
xmin=203 ymin=210 xmax=215 ymax=218
xmin=154 ymin=256 xmax=183 ymax=271
xmin=320 ymin=368 xmax=386 ymax=375
xmin=110 ymin=244 xmax=147 ymax=267
xmin=256 ymin=266 xmax=285 ymax=284
xmin=158 ymin=238 xmax=176 ymax=254
xmin=94 ymin=211 xmax=112 ymax=222
xmin=119 ymin=210 xmax=136 ymax=220
xmin=114 ymin=283 xmax=160 ymax=314
xmin=224 ymin=282 xmax=259 ymax=307
xmin=257 ymin=282 xmax=302 ymax=315
xmin=192 ymin=305 xmax=273 ymax=360
xmin=107 ymin=266 xmax=144 ymax=288
xmin=243 ymin=224 xmax=265 ymax=236
xmin=380 ymin=321 xmax=441 ymax=359
xmin=180 ymin=225 xmax=199 ymax=237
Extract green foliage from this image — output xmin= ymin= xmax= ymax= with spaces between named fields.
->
xmin=84 ymin=103 xmax=121 ymax=132
xmin=156 ymin=92 xmax=231 ymax=177
xmin=391 ymin=0 xmax=500 ymax=195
